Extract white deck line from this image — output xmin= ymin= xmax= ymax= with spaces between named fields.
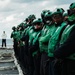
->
xmin=12 ymin=53 xmax=24 ymax=75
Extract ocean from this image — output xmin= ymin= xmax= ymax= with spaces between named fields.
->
xmin=0 ymin=39 xmax=13 ymax=48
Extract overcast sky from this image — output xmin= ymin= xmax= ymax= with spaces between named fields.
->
xmin=0 ymin=0 xmax=75 ymax=39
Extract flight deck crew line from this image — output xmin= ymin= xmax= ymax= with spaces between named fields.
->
xmin=11 ymin=2 xmax=75 ymax=75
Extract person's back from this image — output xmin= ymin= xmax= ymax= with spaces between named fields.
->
xmin=1 ymin=31 xmax=7 ymax=47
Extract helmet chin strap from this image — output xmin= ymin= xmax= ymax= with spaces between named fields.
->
xmin=45 ymin=20 xmax=52 ymax=25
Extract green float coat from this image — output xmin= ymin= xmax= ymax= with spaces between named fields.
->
xmin=48 ymin=22 xmax=66 ymax=57
xmin=39 ymin=24 xmax=56 ymax=53
xmin=60 ymin=24 xmax=75 ymax=59
xmin=28 ymin=26 xmax=41 ymax=57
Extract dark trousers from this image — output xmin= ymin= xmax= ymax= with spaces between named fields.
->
xmin=40 ymin=52 xmax=49 ymax=75
xmin=2 ymin=39 xmax=6 ymax=47
xmin=52 ymin=59 xmax=75 ymax=75
xmin=53 ymin=59 xmax=62 ymax=75
xmin=61 ymin=59 xmax=75 ymax=75
xmin=28 ymin=52 xmax=34 ymax=75
xmin=49 ymin=58 xmax=55 ymax=75
xmin=33 ymin=53 xmax=41 ymax=75
xmin=23 ymin=46 xmax=30 ymax=75
xmin=14 ymin=40 xmax=18 ymax=57
xmin=19 ymin=46 xmax=28 ymax=75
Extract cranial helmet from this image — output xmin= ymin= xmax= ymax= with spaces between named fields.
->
xmin=41 ymin=10 xmax=50 ymax=19
xmin=69 ymin=2 xmax=75 ymax=9
xmin=12 ymin=26 xmax=16 ymax=30
xmin=53 ymin=8 xmax=64 ymax=16
xmin=28 ymin=14 xmax=36 ymax=20
xmin=44 ymin=11 xmax=53 ymax=24
xmin=44 ymin=11 xmax=52 ymax=20
xmin=25 ymin=18 xmax=28 ymax=22
xmin=68 ymin=3 xmax=75 ymax=22
xmin=32 ymin=18 xmax=43 ymax=25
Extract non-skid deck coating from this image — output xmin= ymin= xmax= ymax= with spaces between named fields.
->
xmin=0 ymin=48 xmax=19 ymax=75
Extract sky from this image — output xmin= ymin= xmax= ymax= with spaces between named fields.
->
xmin=0 ymin=0 xmax=75 ymax=39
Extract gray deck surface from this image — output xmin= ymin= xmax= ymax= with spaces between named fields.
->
xmin=0 ymin=48 xmax=19 ymax=75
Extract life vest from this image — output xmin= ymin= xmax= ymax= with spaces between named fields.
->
xmin=60 ymin=24 xmax=75 ymax=59
xmin=39 ymin=24 xmax=56 ymax=53
xmin=48 ymin=22 xmax=66 ymax=57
